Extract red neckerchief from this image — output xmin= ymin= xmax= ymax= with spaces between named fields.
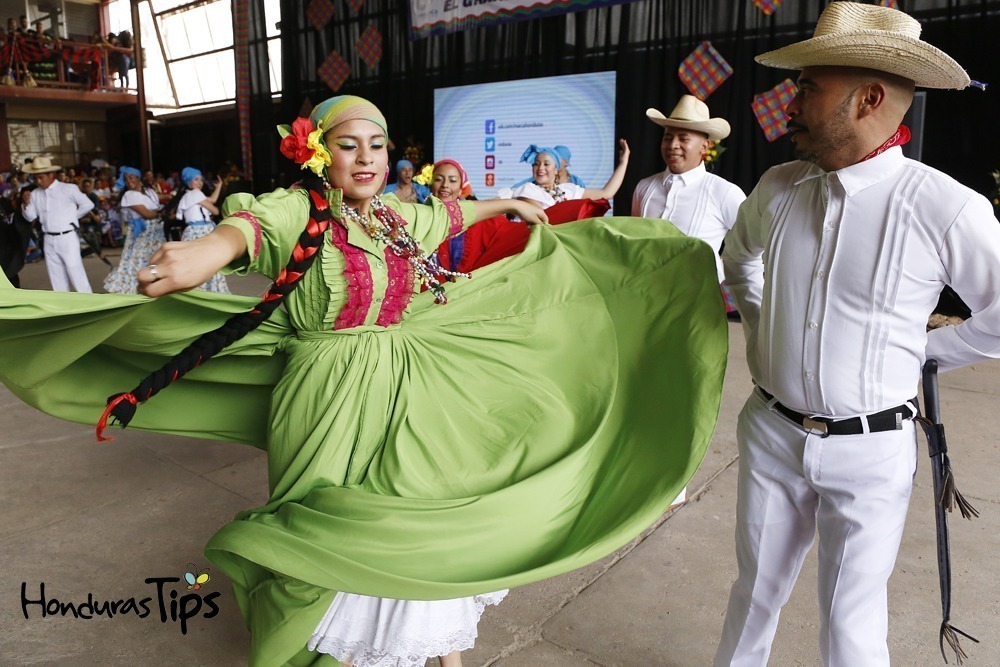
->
xmin=861 ymin=125 xmax=911 ymax=162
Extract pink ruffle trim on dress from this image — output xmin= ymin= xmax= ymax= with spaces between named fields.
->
xmin=376 ymin=247 xmax=415 ymax=327
xmin=330 ymin=223 xmax=374 ymax=330
xmin=228 ymin=211 xmax=262 ymax=260
xmin=443 ymin=201 xmax=464 ymax=238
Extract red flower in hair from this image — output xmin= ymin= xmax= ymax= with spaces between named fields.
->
xmin=279 ymin=117 xmax=316 ymax=164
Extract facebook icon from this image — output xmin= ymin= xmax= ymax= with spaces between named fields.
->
xmin=484 ymin=137 xmax=495 ymax=152
xmin=484 ymin=119 xmax=496 ymax=135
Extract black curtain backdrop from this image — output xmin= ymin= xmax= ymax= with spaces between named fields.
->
xmin=261 ymin=0 xmax=999 ymax=211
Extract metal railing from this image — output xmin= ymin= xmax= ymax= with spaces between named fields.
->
xmin=0 ymin=32 xmax=137 ymax=94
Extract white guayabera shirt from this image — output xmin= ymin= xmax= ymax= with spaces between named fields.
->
xmin=632 ymin=162 xmax=746 ymax=282
xmin=723 ymin=147 xmax=1000 ymax=416
xmin=23 ymin=180 xmax=95 ymax=233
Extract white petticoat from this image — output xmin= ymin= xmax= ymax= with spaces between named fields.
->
xmin=307 ymin=591 xmax=508 ymax=667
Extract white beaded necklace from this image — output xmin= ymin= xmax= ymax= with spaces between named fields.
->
xmin=339 ymin=195 xmax=470 ymax=304
xmin=536 ymin=182 xmax=566 ymax=203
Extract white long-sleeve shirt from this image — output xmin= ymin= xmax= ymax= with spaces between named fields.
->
xmin=632 ymin=162 xmax=745 ymax=281
xmin=723 ymin=147 xmax=1000 ymax=417
xmin=23 ymin=180 xmax=95 ymax=233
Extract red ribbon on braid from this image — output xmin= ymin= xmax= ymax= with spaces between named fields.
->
xmin=309 ymin=190 xmax=329 ymax=211
xmin=306 ymin=217 xmax=328 ymax=237
xmin=292 ymin=242 xmax=319 ymax=262
xmin=861 ymin=125 xmax=910 ymax=162
xmin=94 ymin=178 xmax=336 ymax=442
xmin=96 ymin=393 xmax=138 ymax=442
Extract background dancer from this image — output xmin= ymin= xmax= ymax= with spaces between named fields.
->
xmin=21 ymin=156 xmax=95 ymax=293
xmin=104 ymin=166 xmax=165 ymax=294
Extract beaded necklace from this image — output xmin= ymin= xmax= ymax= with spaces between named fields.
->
xmin=536 ymin=182 xmax=566 ymax=203
xmin=339 ymin=194 xmax=470 ymax=304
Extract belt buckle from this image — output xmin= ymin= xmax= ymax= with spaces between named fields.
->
xmin=802 ymin=417 xmax=829 ymax=437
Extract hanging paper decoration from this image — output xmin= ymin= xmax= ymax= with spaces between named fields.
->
xmin=751 ymin=78 xmax=797 ymax=142
xmin=678 ymin=41 xmax=733 ymax=101
xmin=879 ymin=0 xmax=899 ymax=9
xmin=752 ymin=0 xmax=783 ymax=16
xmin=356 ymin=24 xmax=383 ymax=69
xmin=347 ymin=0 xmax=366 ymax=13
xmin=306 ymin=0 xmax=335 ymax=30
xmin=318 ymin=49 xmax=351 ymax=92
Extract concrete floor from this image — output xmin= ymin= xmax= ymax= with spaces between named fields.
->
xmin=2 ymin=252 xmax=998 ymax=666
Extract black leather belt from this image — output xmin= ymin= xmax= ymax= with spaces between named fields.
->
xmin=45 ymin=228 xmax=76 ymax=236
xmin=757 ymin=386 xmax=916 ymax=437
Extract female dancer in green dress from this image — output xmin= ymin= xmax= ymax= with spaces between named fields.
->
xmin=0 ymin=95 xmax=728 ymax=666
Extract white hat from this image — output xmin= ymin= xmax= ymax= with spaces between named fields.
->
xmin=646 ymin=95 xmax=731 ymax=141
xmin=755 ymin=1 xmax=969 ymax=90
xmin=22 ymin=156 xmax=61 ymax=174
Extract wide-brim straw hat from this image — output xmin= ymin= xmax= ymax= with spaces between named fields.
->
xmin=646 ymin=95 xmax=731 ymax=141
xmin=22 ymin=155 xmax=61 ymax=174
xmin=755 ymin=1 xmax=969 ymax=90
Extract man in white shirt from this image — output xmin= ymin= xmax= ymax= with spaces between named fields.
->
xmin=22 ymin=156 xmax=95 ymax=292
xmin=632 ymin=95 xmax=745 ymax=290
xmin=715 ymin=4 xmax=1000 ymax=666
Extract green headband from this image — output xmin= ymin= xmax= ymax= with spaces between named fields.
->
xmin=310 ymin=95 xmax=388 ymax=136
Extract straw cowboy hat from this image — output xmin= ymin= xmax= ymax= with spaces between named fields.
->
xmin=755 ymin=1 xmax=970 ymax=90
xmin=646 ymin=95 xmax=731 ymax=141
xmin=22 ymin=156 xmax=62 ymax=174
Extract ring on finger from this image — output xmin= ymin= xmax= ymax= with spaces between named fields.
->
xmin=148 ymin=264 xmax=160 ymax=280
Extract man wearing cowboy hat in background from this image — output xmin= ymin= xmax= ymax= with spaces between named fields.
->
xmin=715 ymin=3 xmax=1000 ymax=666
xmin=633 ymin=95 xmax=745 ymax=308
xmin=633 ymin=95 xmax=745 ymax=508
xmin=22 ymin=155 xmax=95 ymax=292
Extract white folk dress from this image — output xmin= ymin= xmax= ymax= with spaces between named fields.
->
xmin=177 ymin=188 xmax=229 ymax=294
xmin=510 ymin=181 xmax=585 ymax=208
xmin=103 ymin=187 xmax=164 ymax=294
xmin=307 ymin=591 xmax=507 ymax=667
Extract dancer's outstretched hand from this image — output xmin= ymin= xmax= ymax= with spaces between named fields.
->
xmin=138 ymin=225 xmax=246 ymax=297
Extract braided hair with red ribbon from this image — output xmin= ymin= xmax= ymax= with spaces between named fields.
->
xmin=96 ymin=174 xmax=333 ymax=441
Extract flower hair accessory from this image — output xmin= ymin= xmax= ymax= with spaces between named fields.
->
xmin=277 ymin=117 xmax=332 ymax=177
xmin=703 ymin=140 xmax=727 ymax=169
xmin=413 ymin=163 xmax=434 ymax=186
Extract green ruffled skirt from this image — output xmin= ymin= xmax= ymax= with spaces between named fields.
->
xmin=0 ymin=217 xmax=727 ymax=666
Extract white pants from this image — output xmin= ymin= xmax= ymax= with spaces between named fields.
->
xmin=714 ymin=390 xmax=917 ymax=667
xmin=44 ymin=231 xmax=92 ymax=293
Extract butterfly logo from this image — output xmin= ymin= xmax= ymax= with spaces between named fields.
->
xmin=184 ymin=563 xmax=211 ymax=591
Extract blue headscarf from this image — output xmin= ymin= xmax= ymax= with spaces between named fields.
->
xmin=114 ymin=166 xmax=141 ymax=191
xmin=554 ymin=145 xmax=572 ymax=165
xmin=181 ymin=167 xmax=202 ymax=187
xmin=520 ymin=145 xmax=561 ymax=169
xmin=116 ymin=166 xmax=148 ymax=237
xmin=396 ymin=159 xmax=414 ymax=173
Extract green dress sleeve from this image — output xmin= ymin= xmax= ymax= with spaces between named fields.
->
xmin=381 ymin=193 xmax=476 ymax=251
xmin=218 ymin=188 xmax=311 ymax=279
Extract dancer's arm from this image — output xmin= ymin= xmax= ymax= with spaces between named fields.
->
xmin=137 ymin=225 xmax=247 ymax=297
xmin=471 ymin=198 xmax=548 ymax=225
xmin=583 ymin=139 xmax=630 ymax=200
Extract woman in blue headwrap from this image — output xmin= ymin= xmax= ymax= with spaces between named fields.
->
xmin=103 ymin=166 xmax=165 ymax=294
xmin=175 ymin=167 xmax=229 ymax=293
xmin=553 ymin=145 xmax=586 ymax=187
xmin=511 ymin=140 xmax=630 ymax=209
xmin=383 ymin=158 xmax=430 ymax=203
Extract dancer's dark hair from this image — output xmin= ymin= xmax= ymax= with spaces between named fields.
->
xmin=97 ymin=173 xmax=332 ymax=440
xmin=162 ymin=182 xmax=189 ymax=222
